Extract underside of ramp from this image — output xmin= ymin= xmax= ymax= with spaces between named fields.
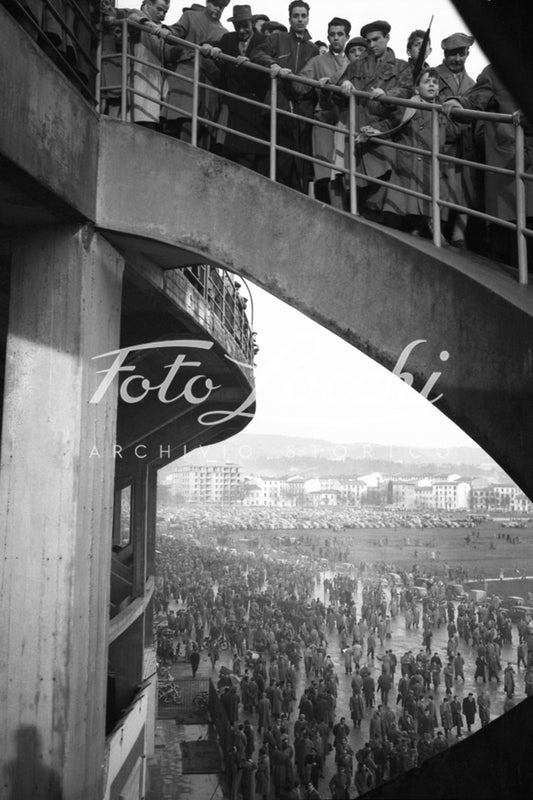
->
xmin=97 ymin=118 xmax=533 ymax=499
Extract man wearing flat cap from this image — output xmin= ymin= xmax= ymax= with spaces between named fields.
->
xmin=436 ymin=32 xmax=477 ymax=246
xmin=437 ymin=33 xmax=475 ymax=100
xmin=337 ymin=20 xmax=408 ymax=217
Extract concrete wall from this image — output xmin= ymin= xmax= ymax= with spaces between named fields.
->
xmin=0 ymin=5 xmax=98 ymax=222
xmin=97 ymin=119 xmax=533 ymax=499
xmin=0 ymin=226 xmax=123 ymax=800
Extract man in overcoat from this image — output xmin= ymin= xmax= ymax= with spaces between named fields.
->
xmin=337 ymin=19 xmax=408 ymax=216
xmin=462 ymin=692 xmax=477 ymax=733
xmin=451 ymin=64 xmax=533 ymax=270
xmin=436 ymin=32 xmax=477 ymax=246
xmin=164 ymin=0 xmax=229 ymax=141
xmin=208 ymin=5 xmax=270 ymax=173
xmin=251 ymin=0 xmax=319 ymax=192
xmin=293 ymin=16 xmax=351 ymax=202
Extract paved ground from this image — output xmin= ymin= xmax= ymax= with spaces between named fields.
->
xmin=146 ymin=578 xmax=526 ymax=799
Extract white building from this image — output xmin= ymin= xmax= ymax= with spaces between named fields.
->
xmin=169 ymin=463 xmax=243 ymax=503
xmin=433 ymin=479 xmax=471 ymax=510
xmin=389 ymin=480 xmax=417 ymax=508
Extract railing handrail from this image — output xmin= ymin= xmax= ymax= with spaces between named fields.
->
xmin=7 ymin=0 xmax=100 ymax=101
xmin=101 ymin=16 xmax=532 ymax=286
xmin=182 ymin=266 xmax=254 ymax=366
xmin=112 ymin=18 xmax=518 ymax=125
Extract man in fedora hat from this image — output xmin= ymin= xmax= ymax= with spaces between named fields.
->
xmin=207 ymin=5 xmax=270 ymax=174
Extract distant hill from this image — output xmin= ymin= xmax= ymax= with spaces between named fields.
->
xmin=161 ymin=433 xmax=506 ymax=481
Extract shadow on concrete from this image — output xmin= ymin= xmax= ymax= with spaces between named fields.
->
xmin=3 ymin=725 xmax=64 ymax=800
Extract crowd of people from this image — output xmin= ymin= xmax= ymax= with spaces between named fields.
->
xmin=101 ymin=1 xmax=533 ymax=272
xmin=155 ymin=535 xmax=533 ymax=798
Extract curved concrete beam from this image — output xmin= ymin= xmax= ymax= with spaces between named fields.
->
xmin=97 ymin=118 xmax=533 ymax=498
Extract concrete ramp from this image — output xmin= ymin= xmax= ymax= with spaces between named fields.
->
xmin=97 ymin=118 xmax=533 ymax=498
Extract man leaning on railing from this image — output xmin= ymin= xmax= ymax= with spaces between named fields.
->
xmin=291 ymin=16 xmax=351 ymax=206
xmin=203 ymin=5 xmax=271 ymax=176
xmin=335 ymin=20 xmax=409 ymax=220
xmin=250 ymin=0 xmax=319 ymax=194
xmin=103 ymin=0 xmax=173 ymax=129
xmin=163 ymin=0 xmax=229 ymax=144
xmin=444 ymin=64 xmax=533 ymax=272
xmin=435 ymin=32 xmax=477 ymax=249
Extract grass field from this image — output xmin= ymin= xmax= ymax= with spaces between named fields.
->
xmin=238 ymin=518 xmax=533 ymax=586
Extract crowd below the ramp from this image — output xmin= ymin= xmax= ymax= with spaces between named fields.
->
xmin=155 ymin=536 xmax=533 ymax=798
xmin=101 ymin=0 xmax=533 ymax=273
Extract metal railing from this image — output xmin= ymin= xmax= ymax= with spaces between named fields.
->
xmin=5 ymin=0 xmax=100 ymax=102
xmin=182 ymin=265 xmax=256 ymax=366
xmin=99 ymin=18 xmax=531 ymax=286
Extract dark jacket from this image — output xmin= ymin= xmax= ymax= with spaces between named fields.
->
xmin=251 ymin=29 xmax=318 ymax=116
xmin=461 ymin=65 xmax=533 ymax=219
xmin=216 ymin=30 xmax=269 ymax=154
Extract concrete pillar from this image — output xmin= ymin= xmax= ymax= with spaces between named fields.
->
xmin=0 ymin=225 xmax=124 ymax=800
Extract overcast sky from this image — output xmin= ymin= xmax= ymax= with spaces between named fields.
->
xmin=243 ymin=284 xmax=477 ymax=448
xmin=238 ymin=0 xmax=488 ymax=80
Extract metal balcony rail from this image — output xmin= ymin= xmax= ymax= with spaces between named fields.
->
xmin=5 ymin=0 xmax=100 ymax=102
xmin=183 ymin=265 xmax=255 ymax=366
xmin=99 ymin=18 xmax=532 ymax=285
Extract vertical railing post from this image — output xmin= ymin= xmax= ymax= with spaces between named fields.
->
xmin=431 ymin=105 xmax=441 ymax=247
xmin=95 ymin=20 xmax=102 ymax=114
xmin=221 ymin=274 xmax=227 ymax=328
xmin=120 ymin=17 xmax=128 ymax=121
xmin=191 ymin=47 xmax=200 ymax=147
xmin=348 ymin=91 xmax=357 ymax=216
xmin=269 ymin=75 xmax=278 ymax=182
xmin=514 ymin=113 xmax=528 ymax=285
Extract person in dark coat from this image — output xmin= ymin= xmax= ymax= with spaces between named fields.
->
xmin=206 ymin=4 xmax=270 ymax=174
xmin=474 ymin=653 xmax=488 ymax=682
xmin=446 ymin=63 xmax=533 ymax=269
xmin=190 ymin=644 xmax=200 ymax=676
xmin=450 ymin=695 xmax=463 ymax=737
xmin=462 ymin=692 xmax=477 ymax=733
xmin=251 ymin=0 xmax=319 ymax=192
xmin=363 ymin=673 xmax=375 ymax=708
xmin=350 ymin=690 xmax=364 ymax=728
